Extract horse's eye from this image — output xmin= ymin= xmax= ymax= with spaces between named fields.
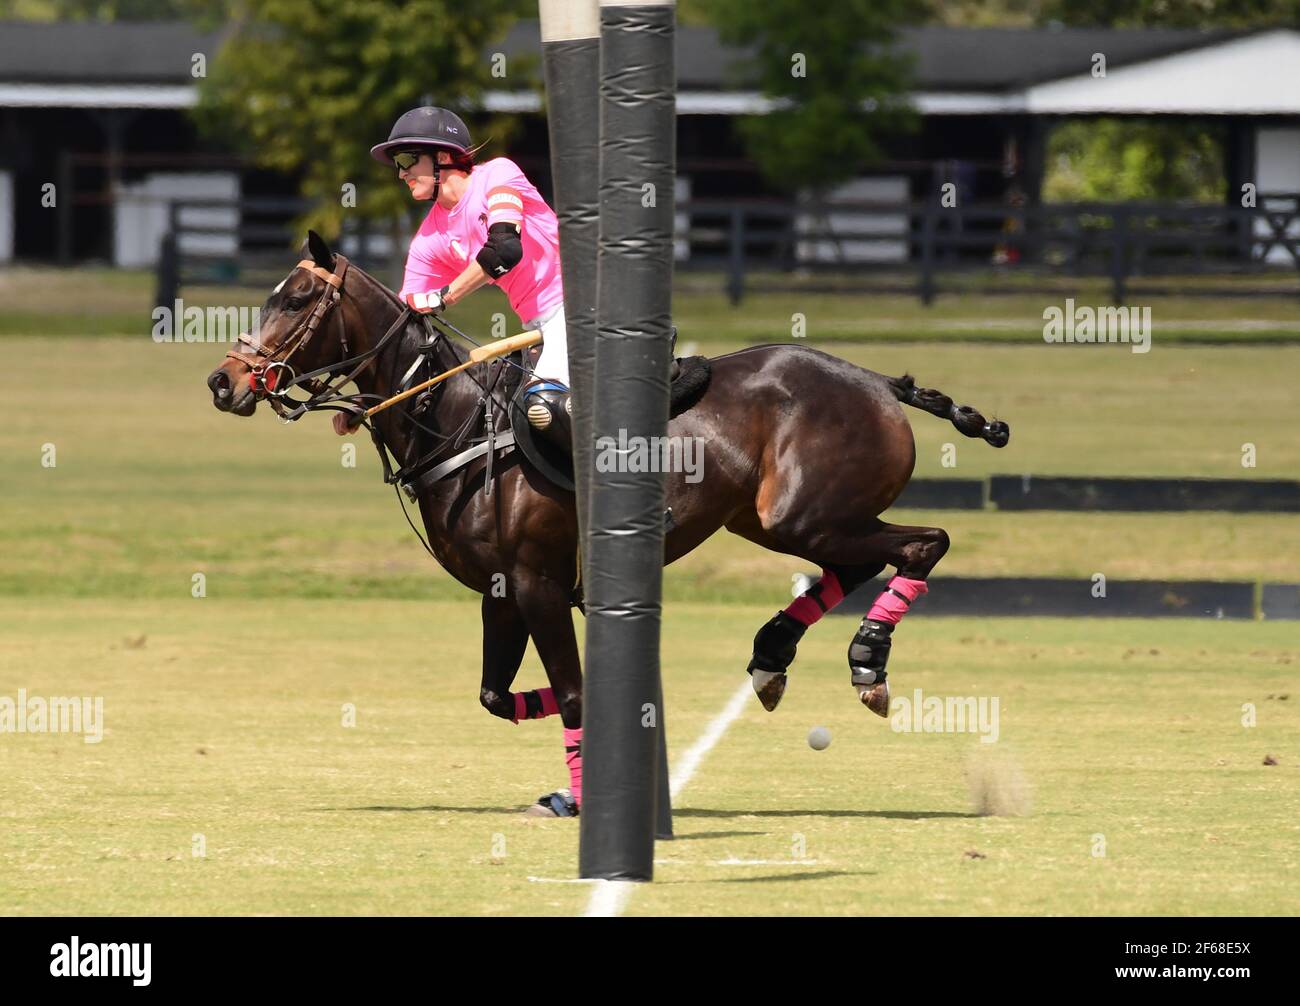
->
xmin=284 ymin=296 xmax=307 ymax=311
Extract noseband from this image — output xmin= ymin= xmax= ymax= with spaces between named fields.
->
xmin=224 ymin=254 xmax=418 ymax=421
xmin=225 ymin=256 xmax=350 ymax=404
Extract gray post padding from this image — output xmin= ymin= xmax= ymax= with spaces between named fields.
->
xmin=540 ymin=0 xmax=600 ymax=556
xmin=578 ymin=0 xmax=677 ymax=882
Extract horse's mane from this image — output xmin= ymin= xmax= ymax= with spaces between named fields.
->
xmin=337 ymin=255 xmax=405 ymax=310
xmin=337 ymin=257 xmax=468 ymax=367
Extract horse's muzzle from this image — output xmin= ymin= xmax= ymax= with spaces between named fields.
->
xmin=207 ymin=366 xmax=256 ymax=416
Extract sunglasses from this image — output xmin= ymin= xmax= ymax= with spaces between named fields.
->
xmin=392 ymin=151 xmax=426 ymax=172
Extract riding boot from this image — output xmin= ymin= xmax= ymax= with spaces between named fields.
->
xmin=523 ymin=382 xmax=572 ymax=455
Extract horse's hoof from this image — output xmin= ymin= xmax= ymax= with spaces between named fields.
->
xmin=751 ymin=668 xmax=787 ymax=711
xmin=524 ymin=789 xmax=579 ymax=818
xmin=855 ymin=680 xmax=890 ymax=718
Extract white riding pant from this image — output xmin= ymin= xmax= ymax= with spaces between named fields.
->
xmin=525 ymin=303 xmax=570 ymax=388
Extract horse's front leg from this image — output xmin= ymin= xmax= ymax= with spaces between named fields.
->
xmin=513 ymin=571 xmax=584 ymax=818
xmin=478 ymin=592 xmax=562 ymax=726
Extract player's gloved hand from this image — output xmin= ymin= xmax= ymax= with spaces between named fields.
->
xmin=404 ymin=286 xmax=449 ymax=314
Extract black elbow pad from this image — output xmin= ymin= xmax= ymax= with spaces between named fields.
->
xmin=476 ymin=222 xmax=523 ymax=278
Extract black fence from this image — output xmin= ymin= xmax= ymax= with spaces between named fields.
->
xmin=154 ymin=196 xmax=407 ymax=308
xmin=685 ymin=196 xmax=1300 ymax=305
xmin=833 ymin=576 xmax=1283 ymax=619
xmin=891 ymin=476 xmax=1300 ymax=513
xmin=155 ymin=194 xmax=1300 ymax=309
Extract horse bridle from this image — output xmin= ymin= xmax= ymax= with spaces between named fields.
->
xmin=220 ymin=252 xmax=536 ymax=556
xmin=224 ymin=254 xmax=421 ymax=421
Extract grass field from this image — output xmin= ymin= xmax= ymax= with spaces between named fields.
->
xmin=5 ymin=265 xmax=1300 ymax=342
xmin=2 ymin=271 xmax=1297 ymax=915
xmin=1 ymin=600 xmax=1296 ymax=915
xmin=3 ymin=331 xmax=1297 ymax=604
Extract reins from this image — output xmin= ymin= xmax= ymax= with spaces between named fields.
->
xmin=227 ymin=255 xmax=543 ymax=556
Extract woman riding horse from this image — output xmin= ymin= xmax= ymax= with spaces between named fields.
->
xmin=339 ymin=106 xmax=573 ymax=449
xmin=205 ymin=114 xmax=1011 ymax=820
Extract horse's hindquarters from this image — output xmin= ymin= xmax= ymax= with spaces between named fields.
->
xmin=661 ymin=345 xmax=917 ymax=561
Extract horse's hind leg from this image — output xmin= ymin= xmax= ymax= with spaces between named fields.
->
xmin=825 ymin=521 xmax=950 ymax=717
xmin=727 ymin=511 xmax=890 ymax=711
xmin=738 ymin=508 xmax=949 ymax=716
xmin=745 ymin=560 xmax=882 ymax=711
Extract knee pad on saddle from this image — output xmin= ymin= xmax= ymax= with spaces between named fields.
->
xmin=524 ymin=383 xmax=570 ymax=432
xmin=848 ymin=618 xmax=893 ymax=686
xmin=747 ymin=611 xmax=807 ymax=676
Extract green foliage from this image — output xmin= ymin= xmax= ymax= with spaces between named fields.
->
xmin=0 ymin=0 xmax=228 ymax=19
xmin=195 ymin=0 xmax=531 ymax=237
xmin=921 ymin=0 xmax=1042 ymax=26
xmin=703 ymin=0 xmax=922 ymax=193
xmin=1043 ymin=119 xmax=1225 ymax=203
xmin=1039 ymin=0 xmax=1300 ymax=27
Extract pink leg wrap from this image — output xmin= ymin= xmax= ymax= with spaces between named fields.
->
xmin=784 ymin=569 xmax=846 ymax=627
xmin=511 ymin=687 xmax=560 ymax=724
xmin=563 ymin=727 xmax=583 ymax=805
xmin=867 ymin=575 xmax=928 ymax=625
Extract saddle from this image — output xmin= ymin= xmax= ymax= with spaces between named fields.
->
xmin=402 ymin=342 xmax=712 ymax=500
xmin=507 ymin=345 xmax=712 ymax=493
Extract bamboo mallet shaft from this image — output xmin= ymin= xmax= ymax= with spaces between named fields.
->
xmin=364 ymin=329 xmax=542 ymax=419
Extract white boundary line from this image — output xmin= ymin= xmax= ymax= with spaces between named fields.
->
xmin=582 ymin=681 xmax=753 ymax=918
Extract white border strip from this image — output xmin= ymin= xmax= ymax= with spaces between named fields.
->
xmin=582 ymin=681 xmax=752 ymax=917
xmin=668 ymin=682 xmax=752 ymax=800
xmin=0 ymin=83 xmax=198 ymax=108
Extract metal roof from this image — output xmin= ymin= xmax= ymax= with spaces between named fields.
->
xmin=0 ymin=18 xmax=1246 ymax=91
xmin=0 ymin=20 xmax=229 ymax=84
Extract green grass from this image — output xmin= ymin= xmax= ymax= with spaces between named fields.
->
xmin=1 ymin=601 xmax=1295 ymax=915
xmin=1 ymin=298 xmax=1297 ymax=914
xmin=5 ymin=265 xmax=1300 ymax=342
xmin=2 ymin=334 xmax=1296 ymax=602
xmin=4 ymin=337 xmax=1299 ymax=599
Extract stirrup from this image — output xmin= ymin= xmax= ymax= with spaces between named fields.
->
xmin=524 ymin=789 xmax=579 ymax=818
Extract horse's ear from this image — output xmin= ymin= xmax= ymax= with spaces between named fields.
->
xmin=306 ymin=230 xmax=335 ymax=270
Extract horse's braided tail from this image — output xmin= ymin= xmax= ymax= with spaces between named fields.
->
xmin=888 ymin=374 xmax=1010 ymax=448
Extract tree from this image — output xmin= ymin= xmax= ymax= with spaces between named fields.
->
xmin=703 ymin=0 xmax=923 ymax=194
xmin=1038 ymin=0 xmax=1300 ymax=27
xmin=195 ymin=0 xmax=532 ymax=236
xmin=1044 ymin=119 xmax=1225 ymax=202
xmin=0 ymin=0 xmax=229 ymax=19
xmin=1032 ymin=1 xmax=1300 ymax=204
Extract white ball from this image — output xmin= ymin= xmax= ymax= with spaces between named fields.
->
xmin=807 ymin=726 xmax=832 ymax=751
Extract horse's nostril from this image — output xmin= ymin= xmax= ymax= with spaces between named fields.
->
xmin=208 ymin=370 xmax=231 ymax=398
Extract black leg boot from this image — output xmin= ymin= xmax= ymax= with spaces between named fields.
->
xmin=746 ymin=611 xmax=807 ymax=712
xmin=848 ymin=618 xmax=893 ymax=717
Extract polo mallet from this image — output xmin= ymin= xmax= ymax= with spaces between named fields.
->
xmin=362 ymin=328 xmax=542 ymax=420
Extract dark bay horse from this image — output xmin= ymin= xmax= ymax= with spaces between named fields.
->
xmin=206 ymin=232 xmax=1009 ymax=814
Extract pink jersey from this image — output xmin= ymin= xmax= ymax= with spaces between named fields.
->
xmin=400 ymin=157 xmax=564 ymax=324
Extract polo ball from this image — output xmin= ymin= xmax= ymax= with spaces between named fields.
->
xmin=807 ymin=726 xmax=832 ymax=750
